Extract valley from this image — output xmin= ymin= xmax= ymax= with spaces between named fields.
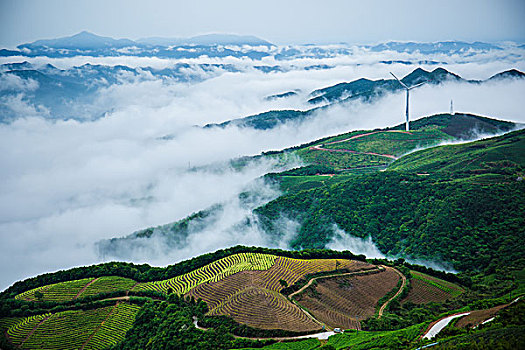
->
xmin=1 ymin=114 xmax=523 ymax=349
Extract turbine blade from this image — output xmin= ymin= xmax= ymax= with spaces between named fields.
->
xmin=390 ymin=72 xmax=409 ymax=89
xmin=409 ymin=81 xmax=426 ymax=90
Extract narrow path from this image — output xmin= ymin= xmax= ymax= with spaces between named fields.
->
xmin=309 ymin=145 xmax=398 ymax=159
xmin=74 ymin=277 xmax=100 ymax=299
xmin=19 ymin=314 xmax=51 ymax=347
xmin=378 ymin=266 xmax=406 ymax=318
xmin=80 ymin=302 xmax=119 ymax=350
xmin=103 ymin=296 xmax=130 ymax=301
xmin=128 ymin=282 xmax=139 ymax=294
xmin=309 ymin=130 xmax=418 ymax=160
xmin=326 ymin=130 xmax=413 ymax=145
xmin=287 ymin=267 xmax=383 ymax=331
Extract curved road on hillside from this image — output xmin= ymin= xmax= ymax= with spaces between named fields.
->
xmin=378 ymin=267 xmax=407 ymax=318
xmin=309 ymin=130 xmax=415 ymax=160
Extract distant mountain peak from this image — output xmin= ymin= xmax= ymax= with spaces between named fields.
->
xmin=488 ymin=69 xmax=525 ymax=80
xmin=18 ymin=31 xmax=135 ymax=50
xmin=137 ymin=33 xmax=273 ymax=47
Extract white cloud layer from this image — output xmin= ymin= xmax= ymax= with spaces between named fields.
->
xmin=1 ymin=48 xmax=525 ymax=290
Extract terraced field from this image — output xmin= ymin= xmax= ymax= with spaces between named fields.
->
xmin=4 ymin=302 xmax=140 ymax=350
xmin=188 ymin=257 xmax=372 ymax=331
xmin=82 ymin=303 xmax=142 ymax=349
xmin=0 ymin=316 xmax=24 ymax=334
xmin=402 ymin=271 xmax=463 ymax=305
xmin=14 ymin=276 xmax=138 ymax=303
xmin=188 ymin=257 xmax=371 ymax=308
xmin=290 ymin=129 xmax=453 ymax=171
xmin=15 ymin=278 xmax=96 ymax=302
xmin=134 ymin=252 xmax=276 ymax=295
xmin=78 ymin=276 xmax=137 ymax=298
xmin=209 ymin=287 xmax=321 ymax=331
xmin=293 ymin=267 xmax=400 ymax=329
xmin=5 ymin=313 xmax=51 ymax=347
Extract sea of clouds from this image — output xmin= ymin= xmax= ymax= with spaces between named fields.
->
xmin=1 ymin=45 xmax=524 ymax=290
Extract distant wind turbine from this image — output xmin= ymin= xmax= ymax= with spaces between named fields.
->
xmin=390 ymin=72 xmax=426 ymax=131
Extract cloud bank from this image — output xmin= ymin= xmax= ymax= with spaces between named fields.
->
xmin=0 ymin=47 xmax=524 ymax=290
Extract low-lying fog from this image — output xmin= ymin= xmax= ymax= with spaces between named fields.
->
xmin=1 ymin=49 xmax=524 ymax=290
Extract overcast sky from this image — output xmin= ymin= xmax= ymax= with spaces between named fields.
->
xmin=1 ymin=0 xmax=524 ymax=48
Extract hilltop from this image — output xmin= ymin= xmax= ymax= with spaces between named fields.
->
xmin=204 ymin=67 xmax=524 ymax=130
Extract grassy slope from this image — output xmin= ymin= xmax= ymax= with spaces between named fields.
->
xmin=388 ymin=128 xmax=525 ymax=174
xmin=268 ymin=113 xmax=514 ymax=191
xmin=256 ymin=128 xmax=525 ymax=272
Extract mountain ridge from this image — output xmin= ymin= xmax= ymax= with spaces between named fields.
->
xmin=204 ymin=67 xmax=524 ymax=130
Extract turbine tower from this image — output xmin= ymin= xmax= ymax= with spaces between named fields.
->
xmin=390 ymin=72 xmax=426 ymax=131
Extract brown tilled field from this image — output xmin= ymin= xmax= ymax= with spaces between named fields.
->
xmin=401 ymin=278 xmax=453 ymax=304
xmin=186 ymin=257 xmax=373 ymax=331
xmin=207 ymin=287 xmax=321 ymax=331
xmin=401 ymin=271 xmax=463 ymax=305
xmin=455 ymin=304 xmax=509 ymax=328
xmin=293 ymin=267 xmax=400 ymax=329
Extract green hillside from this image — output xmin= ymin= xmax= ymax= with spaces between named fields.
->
xmin=101 ymin=113 xmax=520 ymax=266
xmin=1 ymin=246 xmax=522 ymax=350
xmin=264 ymin=113 xmax=514 ymax=192
xmin=2 ymin=113 xmax=523 ymax=349
xmin=388 ymin=128 xmax=525 ymax=174
xmin=256 ymin=129 xmax=525 ymax=272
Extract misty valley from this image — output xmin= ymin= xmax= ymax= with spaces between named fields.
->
xmin=0 ymin=31 xmax=524 ymax=350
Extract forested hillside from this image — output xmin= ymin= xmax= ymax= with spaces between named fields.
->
xmin=257 ymin=129 xmax=525 ymax=273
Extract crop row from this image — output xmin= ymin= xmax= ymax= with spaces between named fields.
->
xmin=295 ymin=269 xmax=400 ymax=321
xmin=0 ymin=317 xmax=24 ymax=333
xmin=307 ymin=307 xmax=358 ymax=330
xmin=78 ymin=276 xmax=137 ymax=299
xmin=188 ymin=257 xmax=366 ymax=313
xmin=83 ymin=303 xmax=142 ymax=349
xmin=209 ymin=287 xmax=320 ymax=332
xmin=15 ymin=278 xmax=95 ymax=302
xmin=402 ymin=272 xmax=462 ymax=305
xmin=260 ymin=257 xmax=366 ymax=291
xmin=6 ymin=313 xmax=51 ymax=346
xmin=134 ymin=252 xmax=276 ymax=295
xmin=18 ymin=306 xmax=114 ymax=349
xmin=5 ymin=303 xmax=140 ymax=350
xmin=411 ymin=271 xmax=463 ymax=297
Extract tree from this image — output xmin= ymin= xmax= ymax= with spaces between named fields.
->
xmin=279 ymin=279 xmax=288 ymax=288
xmin=34 ymin=291 xmax=44 ymax=301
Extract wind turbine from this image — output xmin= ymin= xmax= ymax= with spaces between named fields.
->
xmin=390 ymin=72 xmax=426 ymax=131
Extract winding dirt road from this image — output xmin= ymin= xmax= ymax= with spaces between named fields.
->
xmin=378 ymin=266 xmax=407 ymax=318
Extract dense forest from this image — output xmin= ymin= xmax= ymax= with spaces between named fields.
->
xmin=257 ymin=129 xmax=525 ymax=273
